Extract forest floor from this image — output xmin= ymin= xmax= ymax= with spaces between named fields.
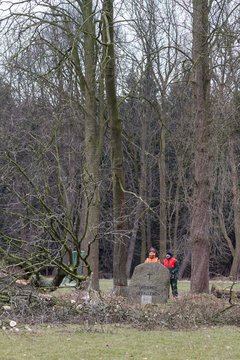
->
xmin=0 ymin=280 xmax=240 ymax=359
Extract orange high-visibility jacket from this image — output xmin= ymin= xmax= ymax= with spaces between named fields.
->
xmin=163 ymin=257 xmax=177 ymax=269
xmin=145 ymin=256 xmax=160 ymax=264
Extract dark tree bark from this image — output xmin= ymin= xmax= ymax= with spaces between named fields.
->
xmin=80 ymin=0 xmax=105 ymax=290
xmin=190 ymin=0 xmax=211 ymax=293
xmin=229 ymin=135 xmax=240 ymax=278
xmin=159 ymin=116 xmax=167 ymax=259
xmin=103 ymin=0 xmax=127 ymax=295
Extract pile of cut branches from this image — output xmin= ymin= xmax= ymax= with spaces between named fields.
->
xmin=1 ymin=286 xmax=240 ymax=330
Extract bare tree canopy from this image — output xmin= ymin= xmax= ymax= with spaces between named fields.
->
xmin=0 ymin=0 xmax=239 ymax=292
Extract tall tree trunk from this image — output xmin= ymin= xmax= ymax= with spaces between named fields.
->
xmin=126 ymin=202 xmax=142 ymax=277
xmin=172 ymin=170 xmax=181 ymax=255
xmin=229 ymin=135 xmax=240 ymax=279
xmin=146 ymin=171 xmax=152 ymax=251
xmin=82 ymin=0 xmax=100 ymax=290
xmin=141 ymin=217 xmax=147 ymax=263
xmin=190 ymin=0 xmax=211 ymax=293
xmin=178 ymin=251 xmax=191 ymax=280
xmin=126 ymin=106 xmax=147 ymax=277
xmin=159 ymin=118 xmax=167 ymax=260
xmin=103 ymin=0 xmax=127 ymax=295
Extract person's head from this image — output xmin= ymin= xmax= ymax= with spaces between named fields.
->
xmin=166 ymin=250 xmax=173 ymax=259
xmin=149 ymin=247 xmax=156 ymax=258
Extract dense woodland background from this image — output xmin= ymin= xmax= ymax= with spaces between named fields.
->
xmin=0 ymin=0 xmax=239 ymax=293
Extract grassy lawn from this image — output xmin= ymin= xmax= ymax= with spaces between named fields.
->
xmin=99 ymin=279 xmax=240 ymax=294
xmin=0 ymin=325 xmax=239 ymax=360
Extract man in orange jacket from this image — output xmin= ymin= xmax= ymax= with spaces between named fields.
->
xmin=144 ymin=247 xmax=161 ymax=263
xmin=163 ymin=250 xmax=179 ymax=297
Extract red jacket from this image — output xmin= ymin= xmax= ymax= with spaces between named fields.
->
xmin=163 ymin=257 xmax=179 ymax=278
xmin=163 ymin=257 xmax=177 ymax=270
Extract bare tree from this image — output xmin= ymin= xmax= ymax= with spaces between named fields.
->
xmin=102 ymin=0 xmax=128 ymax=294
xmin=0 ymin=1 xmax=105 ymax=289
xmin=190 ymin=0 xmax=211 ymax=293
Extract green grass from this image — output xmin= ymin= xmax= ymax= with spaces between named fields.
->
xmin=0 ymin=325 xmax=239 ymax=360
xmin=99 ymin=279 xmax=115 ymax=292
xmin=49 ymin=279 xmax=240 ymax=295
xmin=99 ymin=279 xmax=240 ymax=294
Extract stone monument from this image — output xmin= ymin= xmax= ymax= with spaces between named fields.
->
xmin=128 ymin=263 xmax=170 ymax=304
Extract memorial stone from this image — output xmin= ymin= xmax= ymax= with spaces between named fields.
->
xmin=128 ymin=263 xmax=170 ymax=304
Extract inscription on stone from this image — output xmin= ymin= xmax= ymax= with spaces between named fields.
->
xmin=138 ymin=285 xmax=159 ymax=296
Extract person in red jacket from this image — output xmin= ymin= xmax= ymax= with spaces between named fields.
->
xmin=144 ymin=247 xmax=161 ymax=263
xmin=163 ymin=250 xmax=179 ymax=297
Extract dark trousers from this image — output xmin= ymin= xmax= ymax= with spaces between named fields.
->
xmin=170 ymin=279 xmax=178 ymax=297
